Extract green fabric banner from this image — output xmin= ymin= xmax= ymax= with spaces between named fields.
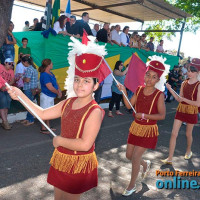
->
xmin=14 ymin=31 xmax=179 ymax=71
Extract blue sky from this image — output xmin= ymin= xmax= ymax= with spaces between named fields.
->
xmin=11 ymin=1 xmax=200 ymax=58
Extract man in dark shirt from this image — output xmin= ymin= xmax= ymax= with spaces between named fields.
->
xmin=96 ymin=23 xmax=109 ymax=43
xmin=166 ymin=65 xmax=179 ymax=102
xmin=146 ymin=37 xmax=154 ymax=51
xmin=66 ymin=15 xmax=80 ymax=38
xmin=34 ymin=16 xmax=45 ymax=31
xmin=76 ymin=12 xmax=93 ymax=37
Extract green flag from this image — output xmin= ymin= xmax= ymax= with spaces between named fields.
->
xmin=52 ymin=0 xmax=60 ymax=26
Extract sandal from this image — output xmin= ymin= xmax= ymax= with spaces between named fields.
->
xmin=24 ymin=121 xmax=34 ymax=126
xmin=108 ymin=111 xmax=114 ymax=117
xmin=142 ymin=160 xmax=151 ymax=179
xmin=50 ymin=127 xmax=56 ymax=131
xmin=160 ymin=158 xmax=172 ymax=165
xmin=40 ymin=129 xmax=50 ymax=134
xmin=116 ymin=111 xmax=124 ymax=115
xmin=184 ymin=152 xmax=192 ymax=160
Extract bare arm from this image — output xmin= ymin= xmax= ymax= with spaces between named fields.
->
xmin=136 ymin=93 xmax=166 ymax=120
xmin=114 ymin=68 xmax=128 ymax=76
xmin=7 ymin=86 xmax=65 ymax=120
xmin=53 ymin=108 xmax=102 ymax=151
xmin=166 ymin=82 xmax=184 ymax=102
xmin=111 ymin=40 xmax=121 ymax=46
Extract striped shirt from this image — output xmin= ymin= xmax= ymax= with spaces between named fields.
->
xmin=23 ymin=65 xmax=38 ymax=90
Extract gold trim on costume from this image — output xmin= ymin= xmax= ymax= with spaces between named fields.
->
xmin=191 ymin=82 xmax=200 ymax=101
xmin=129 ymin=121 xmax=159 ymax=137
xmin=50 ymin=148 xmax=98 ymax=174
xmin=177 ymin=103 xmax=198 ymax=114
xmin=74 ymin=103 xmax=98 ymax=154
xmin=61 ymin=98 xmax=72 ymax=117
xmin=147 ymin=91 xmax=161 ymax=122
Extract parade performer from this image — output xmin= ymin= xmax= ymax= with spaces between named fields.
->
xmin=161 ymin=58 xmax=200 ymax=165
xmin=118 ymin=56 xmax=169 ymax=196
xmin=7 ymin=32 xmax=110 ymax=200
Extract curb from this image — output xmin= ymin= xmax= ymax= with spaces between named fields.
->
xmin=3 ymin=103 xmax=117 ymax=124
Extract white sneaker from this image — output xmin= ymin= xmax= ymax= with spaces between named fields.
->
xmin=122 ymin=186 xmax=136 ymax=196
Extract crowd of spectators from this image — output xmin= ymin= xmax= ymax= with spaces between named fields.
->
xmin=0 ymin=12 xmax=193 ymax=130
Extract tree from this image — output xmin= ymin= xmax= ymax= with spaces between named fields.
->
xmin=0 ymin=0 xmax=14 ymax=48
xmin=144 ymin=0 xmax=200 ymax=41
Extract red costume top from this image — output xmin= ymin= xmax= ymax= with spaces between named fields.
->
xmin=128 ymin=86 xmax=163 ymax=149
xmin=47 ymin=97 xmax=104 ymax=194
xmin=175 ymin=80 xmax=200 ymax=124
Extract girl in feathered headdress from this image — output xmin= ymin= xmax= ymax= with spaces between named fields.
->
xmin=117 ymin=55 xmax=169 ymax=196
xmin=7 ymin=32 xmax=110 ymax=200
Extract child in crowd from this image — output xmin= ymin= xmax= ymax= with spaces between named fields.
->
xmin=161 ymin=58 xmax=200 ymax=164
xmin=7 ymin=33 xmax=109 ymax=200
xmin=118 ymin=56 xmax=169 ymax=196
xmin=18 ymin=38 xmax=31 ymax=60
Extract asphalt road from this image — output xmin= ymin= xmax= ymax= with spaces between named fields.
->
xmin=0 ymin=101 xmax=200 ymax=200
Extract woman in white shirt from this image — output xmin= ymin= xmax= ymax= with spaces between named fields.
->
xmin=53 ymin=15 xmax=68 ymax=36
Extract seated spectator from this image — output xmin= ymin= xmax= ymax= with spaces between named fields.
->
xmin=29 ymin=18 xmax=38 ymax=31
xmin=76 ymin=12 xmax=93 ymax=37
xmin=96 ymin=23 xmax=109 ymax=43
xmin=91 ymin=24 xmax=100 ymax=37
xmin=182 ymin=63 xmax=188 ymax=79
xmin=156 ymin=39 xmax=164 ymax=53
xmin=18 ymin=38 xmax=31 ymax=60
xmin=53 ymin=15 xmax=68 ymax=36
xmin=120 ymin=26 xmax=130 ymax=47
xmin=140 ymin=33 xmax=148 ymax=50
xmin=23 ymin=21 xmax=29 ymax=32
xmin=39 ymin=59 xmax=62 ymax=134
xmin=129 ymin=32 xmax=139 ymax=48
xmin=66 ymin=15 xmax=80 ymax=38
xmin=34 ymin=16 xmax=45 ymax=31
xmin=2 ymin=21 xmax=16 ymax=62
xmin=146 ymin=37 xmax=154 ymax=51
xmin=111 ymin=25 xmax=121 ymax=46
xmin=15 ymin=59 xmax=26 ymax=90
xmin=0 ymin=58 xmax=15 ymax=130
xmin=22 ymin=56 xmax=38 ymax=126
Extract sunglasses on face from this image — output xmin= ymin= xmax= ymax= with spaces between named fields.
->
xmin=6 ymin=62 xmax=13 ymax=65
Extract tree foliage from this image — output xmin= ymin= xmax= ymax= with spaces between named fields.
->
xmin=0 ymin=0 xmax=14 ymax=48
xmin=144 ymin=0 xmax=200 ymax=41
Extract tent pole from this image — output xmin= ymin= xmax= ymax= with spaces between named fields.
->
xmin=177 ymin=19 xmax=186 ymax=57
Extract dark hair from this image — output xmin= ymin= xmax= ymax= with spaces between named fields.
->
xmin=142 ymin=33 xmax=146 ymax=37
xmin=123 ymin=26 xmax=129 ymax=32
xmin=22 ymin=37 xmax=28 ymax=42
xmin=70 ymin=15 xmax=76 ymax=20
xmin=114 ymin=61 xmax=123 ymax=70
xmin=188 ymin=65 xmax=198 ymax=73
xmin=160 ymin=39 xmax=163 ymax=43
xmin=82 ymin=12 xmax=89 ymax=18
xmin=33 ymin=18 xmax=38 ymax=22
xmin=58 ymin=15 xmax=67 ymax=28
xmin=150 ymin=37 xmax=154 ymax=40
xmin=115 ymin=24 xmax=120 ymax=29
xmin=39 ymin=59 xmax=52 ymax=73
xmin=21 ymin=56 xmax=35 ymax=68
xmin=25 ymin=21 xmax=29 ymax=25
xmin=93 ymin=78 xmax=99 ymax=84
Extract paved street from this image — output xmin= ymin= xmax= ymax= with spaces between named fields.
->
xmin=0 ymin=101 xmax=200 ymax=200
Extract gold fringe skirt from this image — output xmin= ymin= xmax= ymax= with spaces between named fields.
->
xmin=50 ymin=148 xmax=98 ymax=174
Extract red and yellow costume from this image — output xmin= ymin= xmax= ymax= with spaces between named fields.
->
xmin=175 ymin=80 xmax=200 ymax=124
xmin=47 ymin=97 xmax=104 ymax=194
xmin=128 ymin=86 xmax=163 ymax=149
